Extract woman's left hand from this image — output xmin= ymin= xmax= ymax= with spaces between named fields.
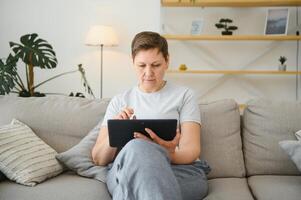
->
xmin=134 ymin=128 xmax=181 ymax=154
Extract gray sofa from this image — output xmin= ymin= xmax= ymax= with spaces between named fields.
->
xmin=0 ymin=96 xmax=300 ymax=200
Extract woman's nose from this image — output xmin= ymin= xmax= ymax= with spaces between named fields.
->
xmin=144 ymin=66 xmax=153 ymax=75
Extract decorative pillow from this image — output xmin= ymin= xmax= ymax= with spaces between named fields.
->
xmin=0 ymin=119 xmax=64 ymax=186
xmin=56 ymin=123 xmax=108 ymax=182
xmin=279 ymin=140 xmax=301 ymax=172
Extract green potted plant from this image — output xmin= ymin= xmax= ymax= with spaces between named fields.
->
xmin=0 ymin=33 xmax=94 ymax=98
xmin=278 ymin=56 xmax=287 ymax=71
xmin=215 ymin=18 xmax=238 ymax=35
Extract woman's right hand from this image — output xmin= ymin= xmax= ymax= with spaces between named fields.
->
xmin=92 ymin=107 xmax=134 ymax=165
xmin=114 ymin=107 xmax=135 ymax=119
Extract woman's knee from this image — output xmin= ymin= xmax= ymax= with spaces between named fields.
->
xmin=123 ymin=138 xmax=149 ymax=151
xmin=115 ymin=139 xmax=170 ymax=169
xmin=122 ymin=139 xmax=167 ymax=158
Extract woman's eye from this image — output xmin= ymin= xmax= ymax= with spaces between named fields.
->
xmin=138 ymin=65 xmax=146 ymax=68
xmin=152 ymin=64 xmax=161 ymax=67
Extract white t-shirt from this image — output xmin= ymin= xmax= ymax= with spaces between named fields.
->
xmin=101 ymin=81 xmax=201 ymax=127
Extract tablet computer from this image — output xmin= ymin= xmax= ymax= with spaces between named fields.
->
xmin=107 ymin=119 xmax=177 ymax=147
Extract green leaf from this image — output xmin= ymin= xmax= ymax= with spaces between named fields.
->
xmin=215 ymin=23 xmax=225 ymax=29
xmin=9 ymin=33 xmax=57 ymax=69
xmin=220 ymin=18 xmax=233 ymax=23
xmin=0 ymin=56 xmax=18 ymax=95
xmin=228 ymin=26 xmax=238 ymax=30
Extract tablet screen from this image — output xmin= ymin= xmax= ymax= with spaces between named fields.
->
xmin=107 ymin=119 xmax=177 ymax=147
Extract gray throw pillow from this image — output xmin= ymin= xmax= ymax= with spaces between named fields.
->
xmin=56 ymin=123 xmax=108 ymax=182
xmin=279 ymin=140 xmax=301 ymax=172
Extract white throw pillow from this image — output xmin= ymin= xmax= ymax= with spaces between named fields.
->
xmin=0 ymin=119 xmax=64 ymax=186
xmin=279 ymin=140 xmax=301 ymax=172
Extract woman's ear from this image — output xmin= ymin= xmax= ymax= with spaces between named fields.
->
xmin=132 ymin=56 xmax=137 ymax=70
xmin=165 ymin=55 xmax=170 ymax=69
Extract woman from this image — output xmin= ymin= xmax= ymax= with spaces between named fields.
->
xmin=92 ymin=31 xmax=210 ymax=200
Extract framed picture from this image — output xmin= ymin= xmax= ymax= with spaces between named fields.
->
xmin=191 ymin=19 xmax=204 ymax=35
xmin=264 ymin=8 xmax=289 ymax=35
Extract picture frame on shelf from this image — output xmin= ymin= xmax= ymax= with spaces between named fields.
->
xmin=264 ymin=8 xmax=289 ymax=35
xmin=191 ymin=19 xmax=204 ymax=35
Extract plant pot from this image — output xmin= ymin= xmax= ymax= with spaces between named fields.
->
xmin=222 ymin=31 xmax=233 ymax=35
xmin=18 ymin=91 xmax=46 ymax=97
xmin=278 ymin=64 xmax=287 ymax=71
xmin=19 ymin=90 xmax=31 ymax=97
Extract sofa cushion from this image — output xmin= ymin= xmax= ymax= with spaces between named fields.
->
xmin=200 ymin=99 xmax=245 ymax=179
xmin=243 ymin=99 xmax=301 ymax=176
xmin=0 ymin=119 xmax=64 ymax=186
xmin=204 ymin=178 xmax=254 ymax=200
xmin=0 ymin=96 xmax=109 ymax=153
xmin=248 ymin=175 xmax=301 ymax=200
xmin=0 ymin=171 xmax=112 ymax=200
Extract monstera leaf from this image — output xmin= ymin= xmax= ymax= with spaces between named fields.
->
xmin=9 ymin=33 xmax=57 ymax=69
xmin=8 ymin=33 xmax=58 ymax=96
xmin=0 ymin=55 xmax=18 ymax=95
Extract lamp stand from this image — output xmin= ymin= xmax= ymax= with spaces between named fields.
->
xmin=100 ymin=44 xmax=103 ymax=99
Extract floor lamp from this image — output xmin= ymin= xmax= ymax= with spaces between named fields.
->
xmin=85 ymin=25 xmax=118 ymax=99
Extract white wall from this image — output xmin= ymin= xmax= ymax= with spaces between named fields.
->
xmin=0 ymin=0 xmax=160 ymax=98
xmin=0 ymin=0 xmax=300 ymax=104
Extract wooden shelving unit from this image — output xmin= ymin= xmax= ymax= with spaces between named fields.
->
xmin=168 ymin=70 xmax=301 ymax=75
xmin=162 ymin=0 xmax=301 ymax=100
xmin=161 ymin=0 xmax=301 ymax=7
xmin=163 ymin=35 xmax=301 ymax=41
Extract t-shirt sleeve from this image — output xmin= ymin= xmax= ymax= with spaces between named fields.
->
xmin=101 ymin=95 xmax=123 ymax=127
xmin=179 ymin=89 xmax=201 ymax=125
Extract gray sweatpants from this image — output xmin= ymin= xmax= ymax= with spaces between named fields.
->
xmin=106 ymin=139 xmax=210 ymax=200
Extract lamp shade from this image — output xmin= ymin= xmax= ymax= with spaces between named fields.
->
xmin=85 ymin=25 xmax=118 ymax=46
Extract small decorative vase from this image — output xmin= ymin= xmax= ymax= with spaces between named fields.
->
xmin=179 ymin=64 xmax=188 ymax=71
xmin=278 ymin=64 xmax=287 ymax=71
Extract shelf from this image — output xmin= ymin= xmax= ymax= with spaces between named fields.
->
xmin=167 ymin=70 xmax=301 ymax=75
xmin=161 ymin=0 xmax=301 ymax=7
xmin=163 ymin=34 xmax=301 ymax=41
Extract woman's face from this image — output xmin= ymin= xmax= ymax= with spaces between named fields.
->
xmin=133 ymin=48 xmax=169 ymax=92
